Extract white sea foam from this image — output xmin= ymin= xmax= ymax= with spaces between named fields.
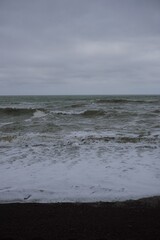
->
xmin=32 ymin=110 xmax=46 ymax=118
xmin=0 ymin=95 xmax=159 ymax=202
xmin=0 ymin=122 xmax=13 ymax=127
xmin=0 ymin=148 xmax=159 ymax=203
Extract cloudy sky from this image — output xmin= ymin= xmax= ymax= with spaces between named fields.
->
xmin=0 ymin=0 xmax=160 ymax=95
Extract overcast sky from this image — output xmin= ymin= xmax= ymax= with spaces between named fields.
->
xmin=0 ymin=0 xmax=160 ymax=95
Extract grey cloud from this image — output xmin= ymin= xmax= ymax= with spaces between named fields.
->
xmin=0 ymin=0 xmax=160 ymax=94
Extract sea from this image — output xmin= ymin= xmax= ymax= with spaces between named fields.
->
xmin=0 ymin=95 xmax=160 ymax=202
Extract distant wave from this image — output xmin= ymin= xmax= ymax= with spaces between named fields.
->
xmin=81 ymin=110 xmax=105 ymax=117
xmin=53 ymin=109 xmax=140 ymax=118
xmin=53 ymin=109 xmax=105 ymax=117
xmin=0 ymin=107 xmax=46 ymax=116
xmin=97 ymin=99 xmax=129 ymax=104
xmin=96 ymin=99 xmax=159 ymax=104
xmin=53 ymin=110 xmax=75 ymax=115
xmin=70 ymin=103 xmax=86 ymax=108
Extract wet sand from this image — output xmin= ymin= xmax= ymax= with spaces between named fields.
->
xmin=0 ymin=197 xmax=160 ymax=240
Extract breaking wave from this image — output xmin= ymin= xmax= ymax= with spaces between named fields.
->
xmin=32 ymin=110 xmax=47 ymax=118
xmin=53 ymin=109 xmax=105 ymax=117
xmin=81 ymin=110 xmax=105 ymax=117
xmin=0 ymin=107 xmax=46 ymax=117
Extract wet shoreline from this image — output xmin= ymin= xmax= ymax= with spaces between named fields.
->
xmin=1 ymin=196 xmax=160 ymax=240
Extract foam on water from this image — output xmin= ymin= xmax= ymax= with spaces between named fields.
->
xmin=0 ymin=95 xmax=160 ymax=202
xmin=0 ymin=147 xmax=159 ymax=203
xmin=32 ymin=110 xmax=47 ymax=118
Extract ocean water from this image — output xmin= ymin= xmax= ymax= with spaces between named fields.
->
xmin=0 ymin=95 xmax=160 ymax=202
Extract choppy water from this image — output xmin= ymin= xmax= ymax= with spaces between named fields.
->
xmin=0 ymin=95 xmax=160 ymax=202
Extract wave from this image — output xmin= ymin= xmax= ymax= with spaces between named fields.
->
xmin=53 ymin=110 xmax=75 ymax=115
xmin=153 ymin=109 xmax=160 ymax=114
xmin=96 ymin=99 xmax=159 ymax=104
xmin=0 ymin=135 xmax=16 ymax=142
xmin=97 ymin=99 xmax=129 ymax=104
xmin=0 ymin=107 xmax=46 ymax=116
xmin=81 ymin=110 xmax=105 ymax=117
xmin=53 ymin=109 xmax=105 ymax=117
xmin=32 ymin=110 xmax=47 ymax=118
xmin=53 ymin=109 xmax=138 ymax=118
xmin=78 ymin=135 xmax=159 ymax=144
xmin=70 ymin=103 xmax=86 ymax=108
